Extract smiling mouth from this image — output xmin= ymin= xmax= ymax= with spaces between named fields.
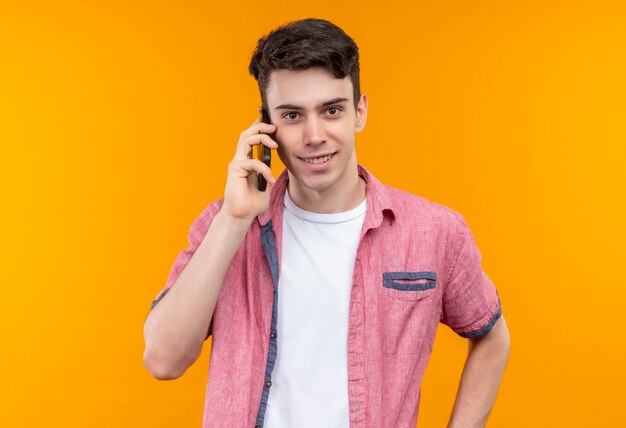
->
xmin=301 ymin=153 xmax=335 ymax=165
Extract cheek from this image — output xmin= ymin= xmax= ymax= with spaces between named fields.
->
xmin=328 ymin=128 xmax=354 ymax=149
xmin=330 ymin=119 xmax=355 ymax=138
xmin=275 ymin=129 xmax=298 ymax=151
xmin=275 ymin=132 xmax=293 ymax=164
xmin=276 ymin=145 xmax=288 ymax=163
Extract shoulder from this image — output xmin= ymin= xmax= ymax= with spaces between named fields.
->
xmin=379 ymin=183 xmax=466 ymax=231
xmin=197 ymin=199 xmax=225 ymax=222
xmin=379 ymin=183 xmax=475 ymax=270
xmin=186 ymin=199 xmax=225 ymax=245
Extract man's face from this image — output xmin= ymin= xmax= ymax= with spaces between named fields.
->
xmin=265 ymin=67 xmax=368 ymax=198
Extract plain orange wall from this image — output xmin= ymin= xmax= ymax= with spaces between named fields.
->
xmin=1 ymin=1 xmax=625 ymax=426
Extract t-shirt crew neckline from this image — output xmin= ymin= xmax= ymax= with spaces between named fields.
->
xmin=283 ymin=191 xmax=367 ymax=224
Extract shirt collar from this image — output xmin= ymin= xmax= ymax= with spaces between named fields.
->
xmin=257 ymin=164 xmax=395 ymax=228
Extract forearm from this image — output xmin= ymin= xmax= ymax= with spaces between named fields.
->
xmin=448 ymin=316 xmax=510 ymax=428
xmin=143 ymin=210 xmax=252 ymax=379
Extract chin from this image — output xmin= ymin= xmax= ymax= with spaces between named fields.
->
xmin=288 ymin=168 xmax=334 ymax=193
xmin=304 ymin=171 xmax=343 ymax=193
xmin=302 ymin=179 xmax=332 ymax=193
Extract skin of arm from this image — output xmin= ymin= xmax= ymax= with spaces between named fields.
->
xmin=142 ymin=212 xmax=253 ymax=380
xmin=447 ymin=315 xmax=511 ymax=428
xmin=142 ymin=119 xmax=278 ymax=380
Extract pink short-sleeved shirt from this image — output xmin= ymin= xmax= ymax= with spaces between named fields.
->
xmin=151 ymin=165 xmax=501 ymax=428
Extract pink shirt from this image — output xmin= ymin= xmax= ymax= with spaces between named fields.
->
xmin=152 ymin=165 xmax=501 ymax=428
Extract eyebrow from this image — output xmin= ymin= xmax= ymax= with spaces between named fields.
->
xmin=274 ymin=97 xmax=350 ymax=110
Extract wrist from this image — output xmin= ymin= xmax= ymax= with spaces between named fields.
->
xmin=213 ymin=209 xmax=255 ymax=235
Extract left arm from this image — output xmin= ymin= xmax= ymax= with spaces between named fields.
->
xmin=447 ymin=315 xmax=511 ymax=428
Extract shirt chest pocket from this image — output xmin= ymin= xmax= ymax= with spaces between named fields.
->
xmin=379 ymin=271 xmax=439 ymax=354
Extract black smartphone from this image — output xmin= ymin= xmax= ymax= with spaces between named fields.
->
xmin=253 ymin=108 xmax=273 ymax=191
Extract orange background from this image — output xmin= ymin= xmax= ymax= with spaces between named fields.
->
xmin=1 ymin=1 xmax=625 ymax=426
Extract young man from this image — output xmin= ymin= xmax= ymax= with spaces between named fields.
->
xmin=143 ymin=18 xmax=510 ymax=428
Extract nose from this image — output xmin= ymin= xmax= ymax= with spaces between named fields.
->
xmin=303 ymin=116 xmax=326 ymax=146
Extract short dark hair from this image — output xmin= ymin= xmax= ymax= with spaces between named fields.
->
xmin=249 ymin=18 xmax=361 ymax=110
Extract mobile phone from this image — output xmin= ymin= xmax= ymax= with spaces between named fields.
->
xmin=253 ymin=108 xmax=273 ymax=191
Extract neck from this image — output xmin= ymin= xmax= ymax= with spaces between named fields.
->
xmin=286 ymin=163 xmax=366 ymax=214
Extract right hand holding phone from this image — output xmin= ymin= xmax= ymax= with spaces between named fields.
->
xmin=222 ymin=118 xmax=278 ymax=221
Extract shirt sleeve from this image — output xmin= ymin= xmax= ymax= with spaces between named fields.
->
xmin=440 ymin=212 xmax=502 ymax=338
xmin=149 ymin=199 xmax=225 ymax=335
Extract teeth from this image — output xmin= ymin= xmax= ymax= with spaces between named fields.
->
xmin=304 ymin=154 xmax=333 ymax=164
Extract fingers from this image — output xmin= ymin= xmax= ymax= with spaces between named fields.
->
xmin=229 ymin=158 xmax=276 ymax=186
xmin=234 ymin=130 xmax=278 ymax=160
xmin=240 ymin=119 xmax=277 ymax=139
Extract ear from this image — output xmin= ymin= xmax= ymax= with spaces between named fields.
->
xmin=354 ymin=93 xmax=368 ymax=134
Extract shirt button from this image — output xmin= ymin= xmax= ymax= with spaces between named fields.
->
xmin=255 ymin=425 xmax=261 ymax=428
xmin=265 ymin=380 xmax=272 ymax=388
xmin=270 ymin=331 xmax=277 ymax=339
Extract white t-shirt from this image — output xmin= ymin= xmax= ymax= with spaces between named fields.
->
xmin=263 ymin=191 xmax=367 ymax=428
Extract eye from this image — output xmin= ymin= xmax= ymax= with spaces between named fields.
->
xmin=283 ymin=112 xmax=299 ymax=121
xmin=326 ymin=106 xmax=342 ymax=116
